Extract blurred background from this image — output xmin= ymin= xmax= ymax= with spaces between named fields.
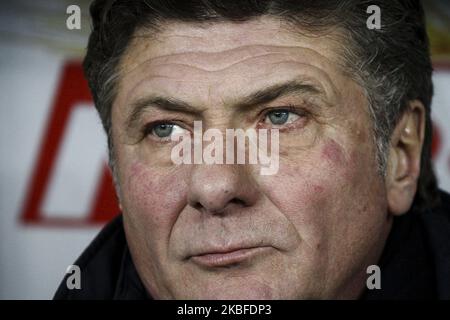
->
xmin=0 ymin=0 xmax=449 ymax=299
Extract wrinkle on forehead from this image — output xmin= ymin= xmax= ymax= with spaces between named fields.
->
xmin=118 ymin=17 xmax=343 ymax=76
xmin=122 ymin=44 xmax=338 ymax=74
xmin=122 ymin=64 xmax=341 ymax=112
xmin=119 ymin=46 xmax=345 ymax=107
xmin=114 ymin=18 xmax=352 ymax=118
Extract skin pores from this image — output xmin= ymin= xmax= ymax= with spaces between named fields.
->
xmin=111 ymin=17 xmax=393 ymax=299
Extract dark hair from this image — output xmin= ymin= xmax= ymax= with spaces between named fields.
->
xmin=84 ymin=0 xmax=440 ymax=210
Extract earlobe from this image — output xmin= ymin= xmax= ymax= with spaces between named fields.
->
xmin=386 ymin=100 xmax=425 ymax=216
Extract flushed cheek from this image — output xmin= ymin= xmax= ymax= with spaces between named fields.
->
xmin=319 ymin=138 xmax=362 ymax=184
xmin=321 ymin=139 xmax=346 ymax=166
xmin=257 ymin=139 xmax=362 ymax=251
xmin=119 ymin=161 xmax=188 ymax=243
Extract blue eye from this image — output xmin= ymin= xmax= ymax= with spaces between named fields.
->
xmin=147 ymin=122 xmax=187 ymax=140
xmin=265 ymin=110 xmax=300 ymax=126
xmin=152 ymin=123 xmax=174 ymax=138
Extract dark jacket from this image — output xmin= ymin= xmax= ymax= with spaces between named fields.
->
xmin=54 ymin=191 xmax=450 ymax=299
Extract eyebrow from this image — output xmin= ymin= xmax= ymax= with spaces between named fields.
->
xmin=233 ymin=80 xmax=323 ymax=110
xmin=126 ymin=80 xmax=324 ymax=130
xmin=126 ymin=96 xmax=200 ymax=130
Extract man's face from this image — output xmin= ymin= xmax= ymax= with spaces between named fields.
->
xmin=111 ymin=17 xmax=392 ymax=299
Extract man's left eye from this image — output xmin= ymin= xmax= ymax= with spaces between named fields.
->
xmin=264 ymin=110 xmax=300 ymax=126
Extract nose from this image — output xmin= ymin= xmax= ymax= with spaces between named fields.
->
xmin=187 ymin=164 xmax=260 ymax=215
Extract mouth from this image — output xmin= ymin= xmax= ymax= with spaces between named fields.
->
xmin=189 ymin=246 xmax=272 ymax=268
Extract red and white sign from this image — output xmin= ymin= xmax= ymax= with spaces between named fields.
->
xmin=20 ymin=62 xmax=119 ymax=227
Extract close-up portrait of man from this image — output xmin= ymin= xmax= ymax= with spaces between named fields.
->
xmin=53 ymin=0 xmax=450 ymax=300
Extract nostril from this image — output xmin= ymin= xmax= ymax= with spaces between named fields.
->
xmin=191 ymin=201 xmax=203 ymax=211
xmin=189 ymin=197 xmax=247 ymax=215
xmin=230 ymin=198 xmax=247 ymax=207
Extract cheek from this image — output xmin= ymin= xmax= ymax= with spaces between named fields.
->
xmin=257 ymin=138 xmax=372 ymax=245
xmin=321 ymin=139 xmax=345 ymax=166
xmin=119 ymin=161 xmax=188 ymax=239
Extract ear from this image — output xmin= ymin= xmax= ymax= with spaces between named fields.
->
xmin=386 ymin=100 xmax=425 ymax=216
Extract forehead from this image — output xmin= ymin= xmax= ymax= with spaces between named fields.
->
xmin=120 ymin=17 xmax=341 ymax=66
xmin=114 ymin=17 xmax=353 ymax=113
xmin=120 ymin=16 xmax=344 ymax=73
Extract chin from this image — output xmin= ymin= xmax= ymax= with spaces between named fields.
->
xmin=172 ymin=274 xmax=299 ymax=300
xmin=187 ymin=285 xmax=278 ymax=300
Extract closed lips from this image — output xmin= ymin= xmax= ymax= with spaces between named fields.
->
xmin=189 ymin=246 xmax=272 ymax=268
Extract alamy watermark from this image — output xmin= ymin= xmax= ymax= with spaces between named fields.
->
xmin=65 ymin=5 xmax=381 ymax=31
xmin=65 ymin=264 xmax=81 ymax=290
xmin=170 ymin=121 xmax=280 ymax=175
xmin=366 ymin=265 xmax=381 ymax=290
xmin=66 ymin=5 xmax=81 ymax=30
xmin=366 ymin=5 xmax=381 ymax=30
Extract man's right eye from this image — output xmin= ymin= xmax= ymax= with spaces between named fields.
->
xmin=153 ymin=123 xmax=174 ymax=138
xmin=147 ymin=123 xmax=187 ymax=140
